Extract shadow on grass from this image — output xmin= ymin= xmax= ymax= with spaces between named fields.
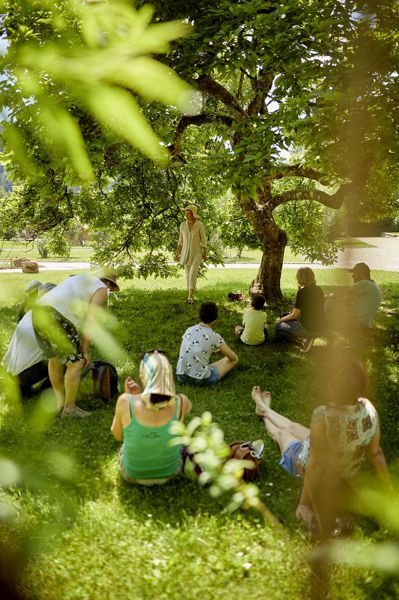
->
xmin=1 ymin=280 xmax=398 ymax=537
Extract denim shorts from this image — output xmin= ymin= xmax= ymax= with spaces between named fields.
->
xmin=176 ymin=366 xmax=220 ymax=386
xmin=279 ymin=440 xmax=303 ymax=479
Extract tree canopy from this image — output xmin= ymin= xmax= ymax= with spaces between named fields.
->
xmin=1 ymin=0 xmax=399 ymax=301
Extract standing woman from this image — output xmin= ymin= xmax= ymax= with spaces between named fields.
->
xmin=275 ymin=266 xmax=326 ymax=351
xmin=175 ymin=204 xmax=207 ymax=304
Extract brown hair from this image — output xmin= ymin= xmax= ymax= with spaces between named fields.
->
xmin=296 ymin=267 xmax=316 ymax=287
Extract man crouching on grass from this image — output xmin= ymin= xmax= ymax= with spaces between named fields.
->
xmin=31 ymin=271 xmax=119 ymax=418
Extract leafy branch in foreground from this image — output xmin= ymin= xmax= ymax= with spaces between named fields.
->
xmin=170 ymin=411 xmax=284 ymax=533
xmin=1 ymin=0 xmax=194 ymax=182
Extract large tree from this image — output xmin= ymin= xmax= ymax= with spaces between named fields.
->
xmin=1 ymin=0 xmax=398 ymax=302
xmin=139 ymin=0 xmax=399 ymax=301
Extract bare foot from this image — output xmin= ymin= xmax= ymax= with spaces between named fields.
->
xmin=251 ymin=386 xmax=268 ymax=417
xmin=261 ymin=390 xmax=272 ymax=408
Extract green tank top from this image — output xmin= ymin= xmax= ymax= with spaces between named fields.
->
xmin=122 ymin=395 xmax=182 ymax=479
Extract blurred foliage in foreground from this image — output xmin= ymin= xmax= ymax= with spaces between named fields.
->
xmin=0 ymin=0 xmax=195 ymax=183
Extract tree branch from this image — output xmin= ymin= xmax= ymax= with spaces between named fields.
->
xmin=197 ymin=74 xmax=245 ymax=121
xmin=272 ymin=183 xmax=352 ymax=209
xmin=248 ymin=68 xmax=274 ymax=116
xmin=169 ymin=114 xmax=232 ymax=159
xmin=270 ymin=164 xmax=330 ymax=183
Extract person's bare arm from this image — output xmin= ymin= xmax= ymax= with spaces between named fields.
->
xmin=296 ymin=419 xmax=325 ymax=527
xmin=366 ymin=419 xmax=390 ymax=484
xmin=111 ymin=394 xmax=126 ymax=441
xmin=180 ymin=394 xmax=192 ymax=420
xmin=175 ymin=224 xmax=183 ymax=261
xmin=82 ymin=287 xmax=108 ymax=358
xmin=218 ymin=342 xmax=238 ymax=363
xmin=276 ymin=307 xmax=301 ymax=325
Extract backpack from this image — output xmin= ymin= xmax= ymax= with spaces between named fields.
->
xmin=228 ymin=440 xmax=264 ymax=480
xmin=81 ymin=361 xmax=119 ymax=402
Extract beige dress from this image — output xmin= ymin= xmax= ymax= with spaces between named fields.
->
xmin=178 ymin=220 xmax=207 ymax=290
xmin=178 ymin=220 xmax=207 ymax=265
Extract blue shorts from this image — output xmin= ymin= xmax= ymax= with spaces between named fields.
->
xmin=176 ymin=367 xmax=220 ymax=386
xmin=279 ymin=440 xmax=303 ymax=479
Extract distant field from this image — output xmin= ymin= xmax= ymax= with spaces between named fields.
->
xmin=335 ymin=237 xmax=376 ymax=248
xmin=0 ymin=236 xmax=378 ymax=268
xmin=0 ymin=240 xmax=92 ymax=263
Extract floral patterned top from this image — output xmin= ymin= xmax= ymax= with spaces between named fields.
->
xmin=297 ymin=397 xmax=378 ymax=479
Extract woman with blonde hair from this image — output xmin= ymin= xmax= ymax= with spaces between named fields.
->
xmin=111 ymin=350 xmax=191 ymax=485
xmin=275 ymin=267 xmax=326 ymax=351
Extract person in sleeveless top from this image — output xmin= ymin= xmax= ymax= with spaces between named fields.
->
xmin=111 ymin=350 xmax=192 ymax=485
xmin=252 ymin=351 xmax=389 ymax=531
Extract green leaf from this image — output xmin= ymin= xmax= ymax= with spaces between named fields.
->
xmin=81 ymin=85 xmax=169 ymax=164
xmin=37 ymin=100 xmax=94 ymax=182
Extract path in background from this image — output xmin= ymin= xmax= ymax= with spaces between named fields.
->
xmin=0 ymin=237 xmax=398 ymax=273
xmin=336 ymin=237 xmax=399 ymax=271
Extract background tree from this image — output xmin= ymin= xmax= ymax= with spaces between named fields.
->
xmin=139 ymin=0 xmax=399 ymax=301
xmin=1 ymin=0 xmax=399 ymax=302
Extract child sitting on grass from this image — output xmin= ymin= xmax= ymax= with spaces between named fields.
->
xmin=235 ymin=293 xmax=268 ymax=346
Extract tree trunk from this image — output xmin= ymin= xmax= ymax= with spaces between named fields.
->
xmin=238 ymin=188 xmax=288 ymax=305
xmin=256 ymin=227 xmax=287 ymax=304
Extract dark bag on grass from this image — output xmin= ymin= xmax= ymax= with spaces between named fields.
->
xmin=81 ymin=361 xmax=119 ymax=402
xmin=227 ymin=292 xmax=244 ymax=302
xmin=229 ymin=440 xmax=264 ymax=480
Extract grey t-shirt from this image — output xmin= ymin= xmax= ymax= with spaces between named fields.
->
xmin=351 ymin=279 xmax=382 ymax=326
xmin=176 ymin=323 xmax=224 ymax=380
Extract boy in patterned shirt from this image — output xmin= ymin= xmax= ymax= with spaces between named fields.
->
xmin=176 ymin=302 xmax=238 ymax=385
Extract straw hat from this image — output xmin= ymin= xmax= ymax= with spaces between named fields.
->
xmin=182 ymin=204 xmax=199 ymax=219
xmin=98 ymin=268 xmax=120 ymax=291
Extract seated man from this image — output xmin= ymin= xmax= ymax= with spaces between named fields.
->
xmin=349 ymin=262 xmax=382 ymax=327
xmin=326 ymin=262 xmax=382 ymax=332
xmin=176 ymin=301 xmax=238 ymax=385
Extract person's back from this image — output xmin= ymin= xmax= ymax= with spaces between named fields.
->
xmin=111 ymin=350 xmax=192 ymax=484
xmin=239 ymin=294 xmax=267 ymax=345
xmin=123 ymin=394 xmax=182 ymax=480
xmin=37 ymin=274 xmax=106 ymax=327
xmin=176 ymin=322 xmax=224 ymax=380
xmin=295 ymin=284 xmax=326 ymax=332
xmin=299 ymin=397 xmax=378 ymax=479
xmin=351 ymin=279 xmax=382 ymax=327
xmin=176 ymin=302 xmax=238 ymax=385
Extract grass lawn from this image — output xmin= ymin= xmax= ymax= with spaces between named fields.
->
xmin=0 ymin=268 xmax=398 ymax=599
xmin=335 ymin=238 xmax=376 ymax=248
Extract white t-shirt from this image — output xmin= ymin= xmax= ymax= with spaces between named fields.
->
xmin=2 ymin=312 xmax=44 ymax=375
xmin=176 ymin=323 xmax=224 ymax=380
xmin=37 ymin=274 xmax=106 ymax=328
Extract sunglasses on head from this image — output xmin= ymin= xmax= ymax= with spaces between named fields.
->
xmin=140 ymin=349 xmax=167 ymax=360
